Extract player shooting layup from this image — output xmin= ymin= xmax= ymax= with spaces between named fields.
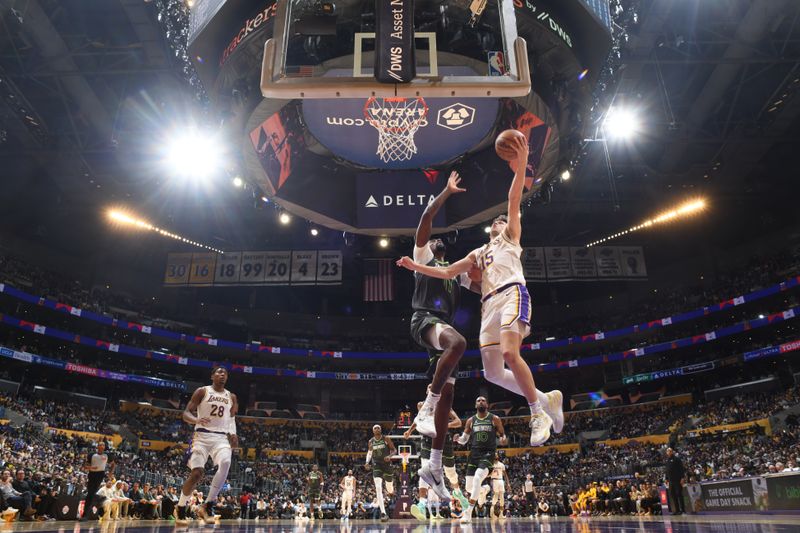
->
xmin=398 ymin=134 xmax=564 ymax=447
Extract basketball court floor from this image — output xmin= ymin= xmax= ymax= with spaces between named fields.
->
xmin=4 ymin=517 xmax=800 ymax=533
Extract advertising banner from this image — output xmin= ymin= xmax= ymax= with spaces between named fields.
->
xmin=765 ymin=473 xmax=800 ymax=511
xmin=356 ymin=171 xmax=445 ymax=230
xmin=686 ymin=478 xmax=768 ymax=513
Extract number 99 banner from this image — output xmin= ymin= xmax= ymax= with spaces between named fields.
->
xmin=164 ymin=250 xmax=342 ymax=287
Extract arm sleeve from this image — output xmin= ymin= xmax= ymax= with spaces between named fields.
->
xmin=413 ymin=245 xmax=434 ymax=264
xmin=227 ymin=417 xmax=237 ymax=435
xmin=365 ymin=451 xmax=372 ymax=464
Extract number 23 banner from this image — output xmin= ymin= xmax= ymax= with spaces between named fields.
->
xmin=164 ymin=250 xmax=342 ymax=287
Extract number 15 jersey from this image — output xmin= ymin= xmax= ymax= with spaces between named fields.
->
xmin=196 ymin=386 xmax=233 ymax=433
xmin=471 ymin=230 xmax=526 ymax=299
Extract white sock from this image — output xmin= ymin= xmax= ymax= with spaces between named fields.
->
xmin=529 ymin=400 xmax=543 ymax=414
xmin=482 ymin=348 xmax=548 ymax=401
xmin=430 ymin=449 xmax=443 ymax=470
xmin=178 ymin=492 xmax=189 ymax=507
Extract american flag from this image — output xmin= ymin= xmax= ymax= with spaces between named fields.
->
xmin=364 ymin=258 xmax=395 ymax=302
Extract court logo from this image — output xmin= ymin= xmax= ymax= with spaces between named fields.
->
xmin=437 ymin=104 xmax=476 ymax=130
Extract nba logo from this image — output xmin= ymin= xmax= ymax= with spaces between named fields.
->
xmin=488 ymin=51 xmax=506 ymax=76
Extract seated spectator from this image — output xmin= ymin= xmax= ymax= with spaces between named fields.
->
xmin=0 ymin=470 xmax=35 ymax=520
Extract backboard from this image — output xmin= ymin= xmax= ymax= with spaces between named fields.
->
xmin=261 ymin=0 xmax=530 ymax=98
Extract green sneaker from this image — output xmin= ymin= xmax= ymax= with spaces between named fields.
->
xmin=410 ymin=502 xmax=427 ymax=521
xmin=453 ymin=488 xmax=470 ymax=511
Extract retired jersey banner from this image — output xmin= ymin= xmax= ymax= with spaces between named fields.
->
xmin=619 ymin=246 xmax=647 ymax=277
xmin=163 ymin=250 xmax=341 ymax=287
xmin=595 ymin=246 xmax=623 ymax=277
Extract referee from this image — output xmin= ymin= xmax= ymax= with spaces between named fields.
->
xmin=524 ymin=474 xmax=536 ymax=517
xmin=82 ymin=442 xmax=114 ymax=519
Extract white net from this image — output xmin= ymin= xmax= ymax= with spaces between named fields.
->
xmin=363 ymin=97 xmax=428 ymax=163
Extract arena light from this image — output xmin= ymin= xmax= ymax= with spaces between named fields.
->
xmin=603 ymin=107 xmax=640 ymax=140
xmin=561 ymin=169 xmax=571 ymax=181
xmin=106 ymin=208 xmax=223 ymax=253
xmin=279 ymin=212 xmax=291 ymax=225
xmin=586 ymin=198 xmax=707 ymax=247
xmin=310 ymin=228 xmax=319 ymax=237
xmin=378 ymin=237 xmax=389 ymax=248
xmin=484 ymin=225 xmax=491 ymax=233
xmin=232 ymin=176 xmax=243 ymax=188
xmin=164 ymin=129 xmax=224 ymax=181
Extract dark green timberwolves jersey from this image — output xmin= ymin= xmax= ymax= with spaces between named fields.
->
xmin=470 ymin=413 xmax=497 ymax=452
xmin=412 ymin=257 xmax=460 ymax=320
xmin=308 ymin=471 xmax=321 ymax=489
xmin=370 ymin=437 xmax=390 ymax=465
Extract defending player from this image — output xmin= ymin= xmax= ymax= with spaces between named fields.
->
xmin=365 ymin=424 xmax=396 ymax=522
xmin=397 ymin=135 xmax=564 ymax=446
xmin=307 ymin=465 xmax=324 ymax=521
xmin=490 ymin=453 xmax=511 ymax=520
xmin=339 ymin=470 xmax=356 ymax=521
xmin=176 ymin=366 xmax=238 ymax=525
xmin=453 ymin=396 xmax=507 ymax=523
xmin=403 ymin=390 xmax=468 ymax=520
xmin=406 ymin=171 xmax=481 ymax=501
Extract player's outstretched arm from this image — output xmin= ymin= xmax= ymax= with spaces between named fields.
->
xmin=505 ymin=136 xmax=529 ymax=244
xmin=448 ymin=410 xmax=462 ymax=430
xmin=415 ymin=171 xmax=466 ymax=247
xmin=182 ymin=387 xmax=208 ymax=426
xmin=455 ymin=417 xmax=474 ymax=445
xmin=397 ymin=254 xmax=476 ymax=279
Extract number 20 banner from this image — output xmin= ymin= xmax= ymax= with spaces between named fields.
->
xmin=164 ymin=250 xmax=342 ymax=287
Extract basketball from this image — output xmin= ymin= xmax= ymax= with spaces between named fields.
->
xmin=495 ymin=129 xmax=526 ymax=161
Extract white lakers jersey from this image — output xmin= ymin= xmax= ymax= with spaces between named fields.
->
xmin=196 ymin=385 xmax=233 ymax=432
xmin=472 ymin=230 xmax=526 ymax=298
xmin=491 ymin=461 xmax=505 ymax=479
xmin=343 ymin=476 xmax=355 ymax=491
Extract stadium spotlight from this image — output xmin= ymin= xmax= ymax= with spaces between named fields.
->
xmin=106 ymin=208 xmax=223 ymax=253
xmin=232 ymin=176 xmax=243 ymax=188
xmin=586 ymin=198 xmax=707 ymax=247
xmin=603 ymin=107 xmax=640 ymax=140
xmin=279 ymin=212 xmax=291 ymax=225
xmin=164 ymin=129 xmax=224 ymax=181
xmin=378 ymin=237 xmax=389 ymax=248
xmin=484 ymin=226 xmax=491 ymax=233
xmin=561 ymin=169 xmax=571 ymax=181
xmin=310 ymin=228 xmax=319 ymax=236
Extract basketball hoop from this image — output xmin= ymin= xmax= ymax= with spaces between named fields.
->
xmin=363 ymin=97 xmax=428 ymax=163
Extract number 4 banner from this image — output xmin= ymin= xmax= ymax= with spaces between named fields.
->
xmin=291 ymin=251 xmax=318 ymax=285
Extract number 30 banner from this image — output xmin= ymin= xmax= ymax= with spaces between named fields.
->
xmin=164 ymin=250 xmax=342 ymax=287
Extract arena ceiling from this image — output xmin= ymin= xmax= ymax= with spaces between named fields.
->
xmin=0 ymin=0 xmax=799 ymax=259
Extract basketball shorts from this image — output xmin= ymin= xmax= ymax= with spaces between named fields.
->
xmin=342 ymin=490 xmax=353 ymax=505
xmin=188 ymin=431 xmax=231 ymax=470
xmin=308 ymin=488 xmax=321 ymax=502
xmin=411 ymin=312 xmax=460 ymax=379
xmin=466 ymin=449 xmax=495 ymax=476
xmin=479 ymin=284 xmax=531 ymax=348
xmin=492 ymin=479 xmax=505 ymax=494
xmin=372 ymin=466 xmax=395 ymax=482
